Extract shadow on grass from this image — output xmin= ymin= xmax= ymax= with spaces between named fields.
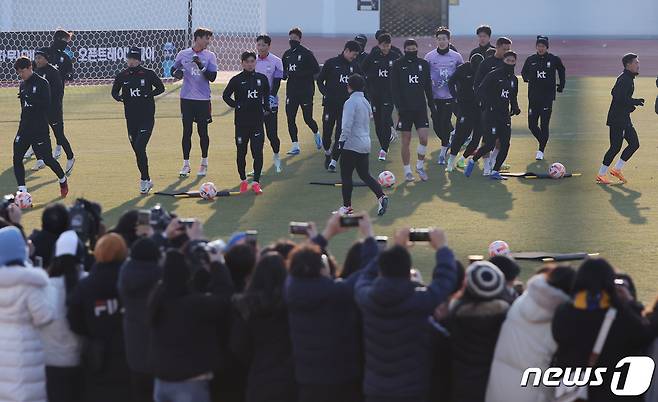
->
xmin=600 ymin=184 xmax=649 ymax=225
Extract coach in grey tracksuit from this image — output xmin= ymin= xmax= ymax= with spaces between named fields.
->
xmin=338 ymin=74 xmax=387 ymax=214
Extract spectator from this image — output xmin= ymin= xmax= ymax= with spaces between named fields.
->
xmin=285 ymin=213 xmax=366 ymax=402
xmin=29 ymin=203 xmax=70 ymax=268
xmin=355 ymin=225 xmax=458 ymax=402
xmin=230 ymin=252 xmax=296 ymax=402
xmin=448 ymin=261 xmax=510 ymax=402
xmin=148 ymin=222 xmax=234 ymax=402
xmin=552 ymin=258 xmax=657 ymax=402
xmin=118 ymin=237 xmax=163 ymax=402
xmin=67 ymin=232 xmax=131 ymax=402
xmin=41 ymin=230 xmax=85 ymax=402
xmin=645 ymin=296 xmax=658 ymax=402
xmin=110 ymin=209 xmax=139 ymax=248
xmin=486 ymin=265 xmax=575 ymax=402
xmin=225 ymin=242 xmax=257 ymax=292
xmin=260 ymin=238 xmax=297 ymax=259
xmin=340 ymin=239 xmax=364 ymax=279
xmin=489 ymin=255 xmax=521 ymax=302
xmin=0 ymin=226 xmax=54 ymax=402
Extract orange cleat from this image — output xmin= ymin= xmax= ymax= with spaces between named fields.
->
xmin=609 ymin=168 xmax=627 ymax=183
xmin=596 ymin=175 xmax=611 ymax=185
xmin=59 ymin=180 xmax=69 ymax=197
xmin=239 ymin=180 xmax=249 ymax=193
xmin=252 ymin=182 xmax=263 ymax=195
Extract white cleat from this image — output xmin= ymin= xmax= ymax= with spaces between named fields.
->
xmin=31 ymin=160 xmax=45 ymax=171
xmin=378 ymin=150 xmax=387 ymax=161
xmin=53 ymin=145 xmax=62 ymax=160
xmin=535 ymin=150 xmax=544 ymax=160
xmin=140 ymin=180 xmax=153 ymax=194
xmin=274 ymin=156 xmax=282 ymax=173
xmin=179 ymin=165 xmax=191 ymax=178
xmin=23 ymin=147 xmax=34 ymax=160
xmin=197 ymin=164 xmax=208 ymax=177
xmin=65 ymin=158 xmax=75 ymax=176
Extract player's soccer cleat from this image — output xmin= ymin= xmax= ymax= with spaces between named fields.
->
xmin=448 ymin=130 xmax=456 ymax=147
xmin=416 ymin=167 xmax=428 ymax=182
xmin=390 ymin=127 xmax=398 ymax=143
xmin=31 ymin=160 xmax=45 ymax=171
xmin=23 ymin=147 xmax=34 ymax=160
xmin=336 ymin=206 xmax=353 ymax=215
xmin=65 ymin=158 xmax=75 ymax=176
xmin=535 ymin=150 xmax=544 ymax=160
xmin=446 ymin=155 xmax=456 ymax=172
xmin=405 ymin=172 xmax=415 ymax=182
xmin=179 ymin=165 xmax=191 ymax=177
xmin=377 ymin=196 xmax=389 ymax=216
xmin=53 ymin=145 xmax=62 ymax=160
xmin=239 ymin=180 xmax=249 ymax=193
xmin=140 ymin=180 xmax=153 ymax=195
xmin=609 ymin=168 xmax=627 ymax=184
xmin=59 ymin=180 xmax=69 ymax=198
xmin=457 ymin=157 xmax=465 ymax=169
xmin=464 ymin=158 xmax=475 ymax=177
xmin=274 ymin=157 xmax=282 ymax=173
xmin=490 ymin=171 xmax=508 ymax=180
xmin=197 ymin=164 xmax=208 ymax=177
xmin=437 ymin=150 xmax=447 ymax=165
xmin=252 ymin=182 xmax=263 ymax=195
xmin=596 ymin=175 xmax=611 ymax=185
xmin=314 ymin=133 xmax=323 ymax=150
xmin=287 ymin=146 xmax=301 ymax=155
xmin=327 ymin=163 xmax=337 ymax=173
xmin=378 ymin=150 xmax=387 ymax=161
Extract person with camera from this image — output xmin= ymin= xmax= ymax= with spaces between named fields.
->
xmin=148 ymin=220 xmax=234 ymax=402
xmin=0 ymin=194 xmax=26 ymax=237
xmin=66 ymin=233 xmax=131 ymax=402
xmin=28 ymin=203 xmax=70 ymax=269
xmin=285 ymin=213 xmax=375 ymax=402
xmin=354 ymin=226 xmax=458 ymax=402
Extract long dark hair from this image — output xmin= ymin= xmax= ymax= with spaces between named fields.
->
xmin=148 ymin=250 xmax=190 ymax=326
xmin=48 ymin=255 xmax=80 ymax=296
xmin=573 ymin=258 xmax=620 ymax=307
xmin=233 ymin=252 xmax=287 ymax=319
xmin=339 ymin=240 xmax=363 ymax=279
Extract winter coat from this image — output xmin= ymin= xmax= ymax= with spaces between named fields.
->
xmin=0 ymin=265 xmax=54 ymax=402
xmin=486 ymin=274 xmax=570 ymax=402
xmin=339 ymin=91 xmax=373 ymax=154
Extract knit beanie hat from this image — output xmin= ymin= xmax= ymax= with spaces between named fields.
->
xmin=536 ymin=35 xmax=549 ymax=48
xmin=55 ymin=230 xmax=79 ymax=257
xmin=465 ymin=260 xmax=505 ymax=300
xmin=130 ymin=237 xmax=161 ymax=263
xmin=489 ymin=255 xmax=521 ymax=282
xmin=0 ymin=226 xmax=27 ymax=266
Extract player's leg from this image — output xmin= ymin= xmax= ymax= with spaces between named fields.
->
xmin=528 ymin=103 xmax=543 ymax=159
xmin=434 ymin=99 xmax=452 ymax=164
xmin=415 ymin=110 xmax=431 ymax=181
xmin=195 ymin=101 xmax=211 ymax=177
xmin=180 ymin=99 xmax=194 ymax=176
xmin=134 ymin=118 xmax=154 ymax=194
xmin=490 ymin=122 xmax=511 ymax=180
xmin=300 ymin=97 xmax=321 ymax=149
xmin=610 ymin=125 xmax=639 ymax=183
xmin=322 ymin=106 xmax=337 ymax=170
xmin=250 ymin=126 xmax=265 ymax=194
xmin=398 ymin=111 xmax=414 ymax=181
xmin=285 ymin=97 xmax=301 ymax=154
xmin=236 ymin=127 xmax=250 ymax=192
xmin=465 ymin=115 xmax=496 ymax=178
xmin=33 ymin=134 xmax=69 ymax=196
xmin=264 ymin=107 xmax=282 ymax=173
xmin=329 ymin=104 xmax=344 ymax=171
xmin=353 ymin=151 xmax=387 ymax=215
xmin=339 ymin=149 xmax=357 ymax=209
xmin=13 ymin=132 xmax=31 ymax=191
xmin=538 ymin=104 xmax=552 ymax=156
xmin=382 ymin=102 xmax=394 ymax=148
xmin=598 ymin=125 xmax=624 ymax=183
xmin=373 ymin=101 xmax=390 ymax=160
xmin=463 ymin=109 xmax=483 ymax=159
xmin=448 ymin=111 xmax=474 ymax=172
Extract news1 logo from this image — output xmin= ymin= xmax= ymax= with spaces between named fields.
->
xmin=520 ymin=356 xmax=655 ymax=396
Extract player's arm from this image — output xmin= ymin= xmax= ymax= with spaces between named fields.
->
xmin=316 ymin=61 xmax=329 ymax=96
xmin=111 ymin=75 xmax=123 ymax=102
xmin=361 ymin=52 xmax=374 ymax=80
xmin=171 ymin=51 xmax=184 ymax=80
xmin=35 ymin=78 xmax=51 ymax=112
xmin=201 ymin=55 xmax=218 ymax=82
xmin=473 ymin=60 xmax=487 ymax=87
xmin=307 ymin=50 xmax=321 ymax=77
xmin=510 ymin=76 xmax=521 ymax=115
xmin=261 ymin=76 xmax=271 ymax=114
xmin=339 ymin=99 xmax=355 ymax=145
xmin=447 ymin=65 xmax=461 ymax=100
xmin=521 ymin=57 xmax=532 ymax=83
xmin=613 ymin=76 xmax=639 ymax=107
xmin=476 ymin=69 xmax=494 ymax=105
xmin=222 ymin=77 xmax=237 ymax=108
xmin=271 ymin=59 xmax=284 ymax=97
xmin=151 ymin=70 xmax=166 ymax=97
xmin=390 ymin=62 xmax=401 ymax=109
xmin=281 ymin=50 xmax=289 ymax=80
xmin=422 ymin=62 xmax=435 ymax=112
xmin=49 ymin=70 xmax=64 ymax=102
xmin=61 ymin=53 xmax=73 ymax=81
xmin=555 ymin=56 xmax=566 ymax=92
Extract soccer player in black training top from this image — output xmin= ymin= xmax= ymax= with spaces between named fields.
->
xmin=316 ymin=40 xmax=362 ymax=172
xmin=13 ymin=57 xmax=69 ymax=197
xmin=282 ymin=27 xmax=321 ymax=155
xmin=354 ymin=34 xmax=369 ymax=67
xmin=446 ymin=52 xmax=485 ymax=172
xmin=111 ymin=47 xmax=165 ymax=194
xmin=362 ymin=33 xmax=400 ymax=161
xmin=465 ymin=51 xmax=521 ymax=180
xmin=596 ymin=53 xmax=644 ymax=185
xmin=223 ymin=52 xmax=271 ymax=195
xmin=370 ymin=29 xmax=403 ymax=59
xmin=469 ymin=25 xmax=495 ymax=61
xmin=391 ymin=38 xmax=436 ymax=183
xmin=33 ymin=47 xmax=76 ymax=176
xmin=521 ymin=35 xmax=566 ymax=160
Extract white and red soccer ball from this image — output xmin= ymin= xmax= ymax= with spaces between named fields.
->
xmin=378 ymin=171 xmax=396 ymax=188
xmin=199 ymin=182 xmax=218 ymax=200
xmin=548 ymin=162 xmax=566 ymax=179
xmin=14 ymin=191 xmax=33 ymax=209
xmin=488 ymin=240 xmax=511 ymax=257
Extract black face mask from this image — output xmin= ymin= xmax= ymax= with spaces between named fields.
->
xmin=289 ymin=40 xmax=300 ymax=49
xmin=504 ymin=64 xmax=515 ymax=74
xmin=52 ymin=39 xmax=67 ymax=51
xmin=404 ymin=51 xmax=417 ymax=60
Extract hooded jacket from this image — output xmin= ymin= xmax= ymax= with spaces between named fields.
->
xmin=339 ymin=91 xmax=372 ymax=154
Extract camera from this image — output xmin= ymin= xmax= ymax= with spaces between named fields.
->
xmin=409 ymin=228 xmax=431 ymax=242
xmin=340 ymin=214 xmax=363 ymax=227
xmin=290 ymin=222 xmax=310 ymax=235
xmin=179 ymin=218 xmax=196 ymax=228
xmin=69 ymin=198 xmax=102 ymax=248
xmin=0 ymin=194 xmax=15 ymax=220
xmin=149 ymin=204 xmax=171 ymax=234
xmin=375 ymin=236 xmax=388 ymax=251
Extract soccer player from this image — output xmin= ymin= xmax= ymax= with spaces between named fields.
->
xmin=255 ymin=34 xmax=284 ymax=173
xmin=597 ymin=53 xmax=644 ymax=184
xmin=33 ymin=47 xmax=75 ymax=175
xmin=337 ymin=74 xmax=388 ymax=216
xmin=521 ymin=35 xmax=566 ymax=160
xmin=316 ymin=40 xmax=362 ymax=172
xmin=222 ymin=52 xmax=271 ymax=195
xmin=469 ymin=25 xmax=495 ymax=61
xmin=362 ymin=33 xmax=400 ymax=161
xmin=391 ymin=39 xmax=436 ymax=182
xmin=171 ymin=27 xmax=218 ymax=178
xmin=425 ymin=27 xmax=463 ymax=165
xmin=12 ymin=57 xmax=69 ymax=197
xmin=371 ymin=29 xmax=403 ymax=58
xmin=354 ymin=34 xmax=369 ymax=67
xmin=111 ymin=47 xmax=165 ymax=194
xmin=474 ymin=37 xmax=512 ymax=87
xmin=446 ymin=53 xmax=485 ymax=172
xmin=281 ymin=27 xmax=321 ymax=155
xmin=465 ymin=51 xmax=521 ymax=180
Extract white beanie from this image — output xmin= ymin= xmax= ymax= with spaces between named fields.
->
xmin=55 ymin=230 xmax=79 ymax=257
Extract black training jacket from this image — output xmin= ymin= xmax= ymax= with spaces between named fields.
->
xmin=474 ymin=55 xmax=504 ymax=88
xmin=47 ymin=45 xmax=73 ymax=82
xmin=18 ymin=72 xmax=51 ymax=134
xmin=477 ymin=66 xmax=519 ymax=120
xmin=606 ymin=69 xmax=641 ymax=127
xmin=521 ymin=52 xmax=566 ymax=104
xmin=111 ymin=66 xmax=165 ymax=119
xmin=282 ymin=44 xmax=320 ymax=98
xmin=448 ymin=61 xmax=478 ymax=106
xmin=223 ymin=70 xmax=271 ymax=126
xmin=317 ymin=54 xmax=362 ymax=107
xmin=35 ymin=63 xmax=64 ymax=114
xmin=362 ymin=49 xmax=400 ymax=103
xmin=391 ymin=55 xmax=434 ymax=112
xmin=469 ymin=43 xmax=495 ymax=62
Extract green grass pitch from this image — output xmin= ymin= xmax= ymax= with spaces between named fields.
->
xmin=1 ymin=77 xmax=657 ymax=301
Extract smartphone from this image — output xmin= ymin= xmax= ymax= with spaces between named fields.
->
xmin=340 ymin=214 xmax=363 ymax=227
xmin=468 ymin=255 xmax=484 ymax=263
xmin=179 ymin=218 xmax=196 ymax=228
xmin=290 ymin=222 xmax=310 ymax=235
xmin=409 ymin=228 xmax=430 ymax=242
xmin=375 ymin=236 xmax=388 ymax=251
xmin=137 ymin=210 xmax=151 ymax=226
xmin=245 ymin=230 xmax=258 ymax=245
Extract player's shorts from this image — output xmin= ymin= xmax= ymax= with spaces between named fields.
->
xmin=396 ymin=109 xmax=429 ymax=132
xmin=181 ymin=99 xmax=213 ymax=124
xmin=48 ymin=104 xmax=64 ymax=125
xmin=286 ymin=92 xmax=314 ymax=107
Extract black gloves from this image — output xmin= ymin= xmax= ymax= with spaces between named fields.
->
xmin=172 ymin=69 xmax=184 ymax=80
xmin=510 ymin=107 xmax=521 ymax=116
xmin=192 ymin=56 xmax=204 ymax=70
xmin=633 ymin=98 xmax=645 ymax=107
xmin=112 ymin=94 xmax=122 ymax=102
xmin=556 ymin=84 xmax=564 ymax=93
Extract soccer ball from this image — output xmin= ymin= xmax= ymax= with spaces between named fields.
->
xmin=14 ymin=191 xmax=32 ymax=209
xmin=199 ymin=182 xmax=218 ymax=200
xmin=488 ymin=240 xmax=511 ymax=257
xmin=378 ymin=171 xmax=396 ymax=188
xmin=548 ymin=162 xmax=566 ymax=179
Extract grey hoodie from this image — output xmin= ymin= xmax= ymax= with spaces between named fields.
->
xmin=339 ymin=91 xmax=372 ymax=154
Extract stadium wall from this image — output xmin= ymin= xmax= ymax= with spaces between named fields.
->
xmin=448 ymin=0 xmax=658 ymax=37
